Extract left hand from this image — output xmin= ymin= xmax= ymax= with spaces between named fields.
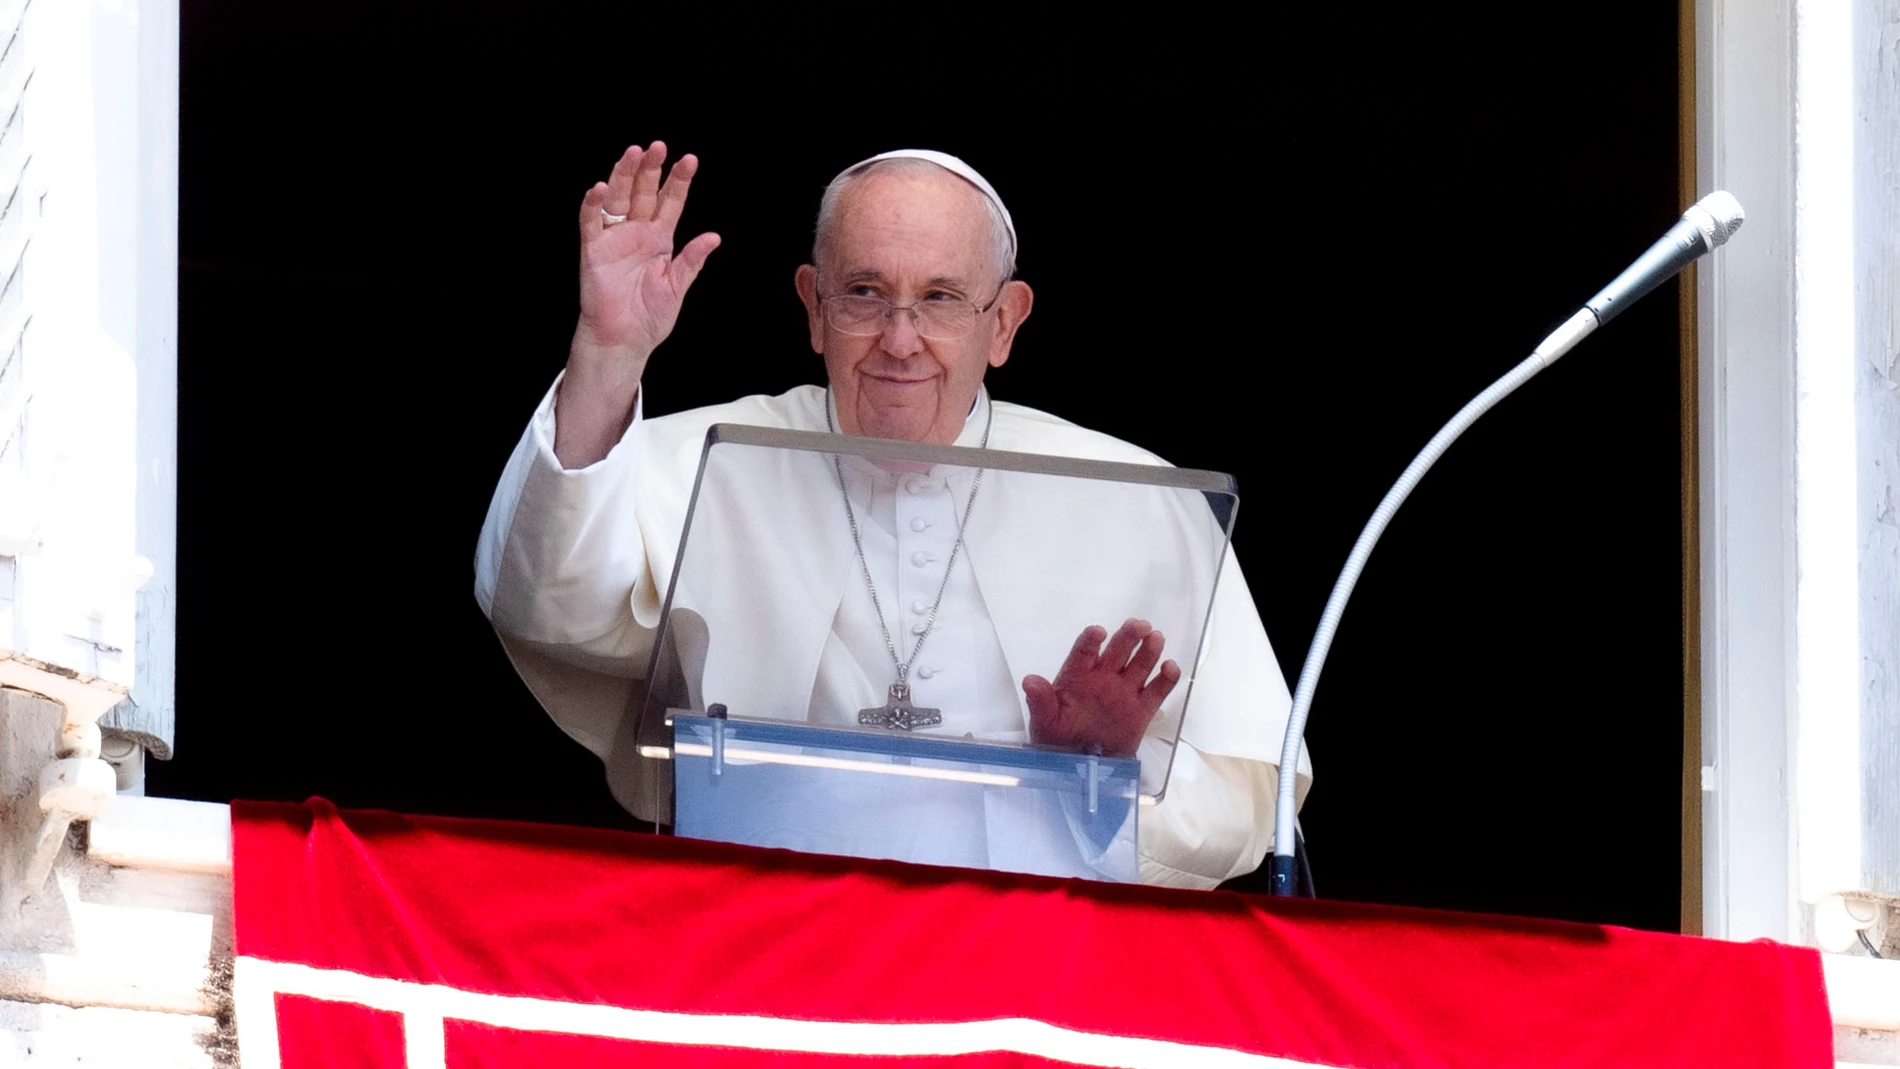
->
xmin=1023 ymin=618 xmax=1182 ymax=758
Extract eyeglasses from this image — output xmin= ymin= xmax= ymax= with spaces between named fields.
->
xmin=820 ymin=285 xmax=1006 ymax=341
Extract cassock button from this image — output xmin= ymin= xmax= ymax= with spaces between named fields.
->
xmin=910 ymin=622 xmax=929 ymax=635
xmin=916 ymin=666 xmax=937 ymax=679
xmin=911 ymin=551 xmax=935 ymax=568
xmin=909 ymin=516 xmax=931 ymax=533
xmin=910 ymin=598 xmax=930 ymax=614
xmin=904 ymin=477 xmax=927 ymax=494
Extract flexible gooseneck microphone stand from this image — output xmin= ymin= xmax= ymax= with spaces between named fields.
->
xmin=1268 ymin=192 xmax=1747 ymax=896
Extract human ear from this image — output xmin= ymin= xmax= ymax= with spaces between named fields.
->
xmin=794 ymin=265 xmax=824 ymax=354
xmin=987 ymin=280 xmax=1033 ymax=369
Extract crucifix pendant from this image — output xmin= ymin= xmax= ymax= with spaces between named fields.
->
xmin=858 ymin=681 xmax=941 ymax=731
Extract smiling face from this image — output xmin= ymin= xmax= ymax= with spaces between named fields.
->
xmin=795 ymin=167 xmax=1032 ymax=444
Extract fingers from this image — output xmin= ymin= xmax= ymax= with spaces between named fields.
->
xmin=1140 ymin=659 xmax=1183 ymax=709
xmin=1053 ymin=625 xmax=1109 ymax=686
xmin=655 ymin=153 xmax=700 ymax=231
xmin=603 ymin=144 xmax=643 ymax=218
xmin=1123 ymin=627 xmax=1166 ymax=682
xmin=1022 ymin=674 xmax=1057 ymax=723
xmin=591 ymin=142 xmax=699 ymax=235
xmin=667 ymin=231 xmax=722 ymax=294
xmin=579 ymin=181 xmax=610 ymax=239
xmin=630 ymin=140 xmax=668 ymax=221
xmin=1098 ymin=618 xmax=1153 ymax=675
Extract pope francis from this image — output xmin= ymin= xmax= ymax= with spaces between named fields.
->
xmin=475 ymin=143 xmax=1309 ymax=888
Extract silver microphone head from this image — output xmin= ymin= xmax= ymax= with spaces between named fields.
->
xmin=1683 ymin=191 xmax=1746 ymax=250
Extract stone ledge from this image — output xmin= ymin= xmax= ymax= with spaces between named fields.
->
xmin=0 ymin=997 xmax=216 ymax=1067
xmin=0 ymin=948 xmax=212 ymax=1015
xmin=1826 ymin=953 xmax=1900 ymax=1032
xmin=0 ymin=655 xmax=128 ymax=726
xmin=88 ymin=796 xmax=230 ymax=877
xmin=1838 ymin=1024 xmax=1900 ymax=1067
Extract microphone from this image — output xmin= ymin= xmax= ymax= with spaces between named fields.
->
xmin=1585 ymin=191 xmax=1746 ymax=327
xmin=1267 ymin=192 xmax=1746 ymax=897
xmin=1524 ymin=191 xmax=1749 ymax=372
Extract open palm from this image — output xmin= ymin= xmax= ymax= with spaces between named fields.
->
xmin=554 ymin=143 xmax=721 ymax=468
xmin=1023 ymin=618 xmax=1181 ymax=758
xmin=575 ymin=142 xmax=722 ymax=358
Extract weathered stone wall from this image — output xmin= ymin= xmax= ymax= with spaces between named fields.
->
xmin=1 ymin=692 xmax=229 ymax=1067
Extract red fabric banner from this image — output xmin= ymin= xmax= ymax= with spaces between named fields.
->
xmin=230 ymin=799 xmax=1833 ymax=1068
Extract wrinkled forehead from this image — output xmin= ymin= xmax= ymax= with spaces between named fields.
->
xmin=826 ymin=170 xmax=995 ymax=280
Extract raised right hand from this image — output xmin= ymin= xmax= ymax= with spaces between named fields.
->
xmin=556 ymin=142 xmax=721 ymax=468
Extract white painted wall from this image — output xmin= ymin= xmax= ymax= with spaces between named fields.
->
xmin=123 ymin=0 xmax=179 ymax=760
xmin=1698 ymin=0 xmax=1900 ymax=942
xmin=1696 ymin=0 xmax=1799 ymax=944
xmin=0 ymin=0 xmax=176 ymax=758
xmin=1848 ymin=0 xmax=1900 ymax=905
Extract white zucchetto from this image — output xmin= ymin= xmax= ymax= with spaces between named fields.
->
xmin=831 ymin=149 xmax=1017 ymax=264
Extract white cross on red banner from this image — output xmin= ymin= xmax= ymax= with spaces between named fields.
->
xmin=231 ymin=800 xmax=1834 ymax=1068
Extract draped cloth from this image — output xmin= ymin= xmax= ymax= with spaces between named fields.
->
xmin=231 ymin=799 xmax=1837 ymax=1069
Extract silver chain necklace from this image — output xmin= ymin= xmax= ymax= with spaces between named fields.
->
xmin=827 ymin=392 xmax=993 ymax=730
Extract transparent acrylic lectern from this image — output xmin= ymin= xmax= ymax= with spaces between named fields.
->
xmin=626 ymin=424 xmax=1238 ymax=883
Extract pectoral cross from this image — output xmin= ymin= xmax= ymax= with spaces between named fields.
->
xmin=858 ymin=681 xmax=941 ymax=731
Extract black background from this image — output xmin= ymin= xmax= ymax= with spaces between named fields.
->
xmin=162 ymin=3 xmax=1685 ymax=931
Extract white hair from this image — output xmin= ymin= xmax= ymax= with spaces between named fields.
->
xmin=812 ymin=157 xmax=1017 ymax=289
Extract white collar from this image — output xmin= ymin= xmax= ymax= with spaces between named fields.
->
xmin=822 ymin=387 xmax=993 ymax=449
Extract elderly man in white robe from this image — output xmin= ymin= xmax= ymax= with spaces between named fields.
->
xmin=476 ymin=143 xmax=1309 ymax=889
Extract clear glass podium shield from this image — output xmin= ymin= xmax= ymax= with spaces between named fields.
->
xmin=627 ymin=424 xmax=1238 ymax=882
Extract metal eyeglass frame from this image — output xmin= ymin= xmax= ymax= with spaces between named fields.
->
xmin=818 ymin=281 xmax=1009 ymax=341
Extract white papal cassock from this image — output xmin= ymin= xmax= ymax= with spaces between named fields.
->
xmin=475 ymin=378 xmax=1310 ymax=889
